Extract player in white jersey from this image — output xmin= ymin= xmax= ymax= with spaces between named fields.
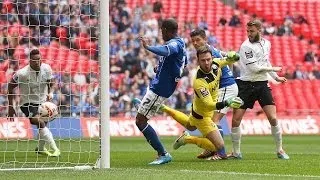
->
xmin=7 ymin=49 xmax=60 ymax=157
xmin=229 ymin=19 xmax=289 ymax=160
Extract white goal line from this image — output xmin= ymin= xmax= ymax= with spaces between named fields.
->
xmin=111 ymin=168 xmax=320 ymax=179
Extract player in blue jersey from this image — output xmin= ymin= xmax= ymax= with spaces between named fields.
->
xmin=190 ymin=28 xmax=239 ymax=159
xmin=133 ymin=18 xmax=187 ymax=165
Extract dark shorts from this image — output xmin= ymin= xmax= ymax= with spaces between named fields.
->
xmin=236 ymin=79 xmax=275 ymax=109
xmin=20 ymin=103 xmax=40 ymax=119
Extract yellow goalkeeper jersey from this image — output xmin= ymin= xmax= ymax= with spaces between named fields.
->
xmin=191 ymin=58 xmax=233 ymax=119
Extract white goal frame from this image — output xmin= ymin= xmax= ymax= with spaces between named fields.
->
xmin=0 ymin=0 xmax=110 ymax=171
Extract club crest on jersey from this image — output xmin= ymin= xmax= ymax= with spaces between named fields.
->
xmin=245 ymin=51 xmax=253 ymax=59
xmin=199 ymin=88 xmax=209 ymax=97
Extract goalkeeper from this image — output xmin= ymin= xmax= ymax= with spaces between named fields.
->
xmin=134 ymin=45 xmax=243 ymax=160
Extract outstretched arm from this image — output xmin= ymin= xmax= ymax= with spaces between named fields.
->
xmin=139 ymin=37 xmax=179 ymax=57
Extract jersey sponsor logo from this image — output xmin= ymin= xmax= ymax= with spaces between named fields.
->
xmin=212 ymin=64 xmax=218 ymax=70
xmin=168 ymin=41 xmax=178 ymax=47
xmin=245 ymin=51 xmax=253 ymax=59
xmin=199 ymin=88 xmax=209 ymax=97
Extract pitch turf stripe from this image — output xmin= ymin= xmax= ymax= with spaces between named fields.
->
xmin=113 ymin=168 xmax=320 ymax=178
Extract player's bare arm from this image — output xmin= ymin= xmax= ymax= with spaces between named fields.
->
xmin=7 ymin=78 xmax=18 ymax=121
xmin=46 ymin=79 xmax=54 ymax=101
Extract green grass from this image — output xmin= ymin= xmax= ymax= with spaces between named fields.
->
xmin=1 ymin=136 xmax=320 ymax=179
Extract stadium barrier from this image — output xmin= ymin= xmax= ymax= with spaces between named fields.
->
xmin=0 ymin=114 xmax=319 ymax=139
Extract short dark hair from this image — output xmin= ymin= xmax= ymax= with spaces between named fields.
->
xmin=196 ymin=45 xmax=212 ymax=59
xmin=247 ymin=19 xmax=262 ymax=30
xmin=29 ymin=49 xmax=40 ymax=57
xmin=161 ymin=18 xmax=178 ymax=33
xmin=190 ymin=28 xmax=206 ymax=38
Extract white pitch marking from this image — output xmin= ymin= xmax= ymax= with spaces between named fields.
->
xmin=110 ymin=168 xmax=320 ymax=178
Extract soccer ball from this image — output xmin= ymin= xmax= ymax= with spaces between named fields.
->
xmin=38 ymin=102 xmax=58 ymax=122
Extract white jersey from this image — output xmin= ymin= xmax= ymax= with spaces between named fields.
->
xmin=13 ymin=63 xmax=53 ymax=105
xmin=238 ymin=38 xmax=278 ymax=81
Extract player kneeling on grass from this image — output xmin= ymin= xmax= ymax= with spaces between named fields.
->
xmin=134 ymin=46 xmax=243 ymax=160
xmin=7 ymin=49 xmax=60 ymax=157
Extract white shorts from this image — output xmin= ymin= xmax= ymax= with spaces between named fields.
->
xmin=215 ymin=83 xmax=239 ymax=114
xmin=138 ymin=89 xmax=166 ymax=119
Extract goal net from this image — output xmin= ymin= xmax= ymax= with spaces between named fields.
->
xmin=0 ymin=0 xmax=107 ymax=170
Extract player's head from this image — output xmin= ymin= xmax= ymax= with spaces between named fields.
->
xmin=246 ymin=19 xmax=262 ymax=43
xmin=161 ymin=18 xmax=178 ymax=41
xmin=190 ymin=28 xmax=207 ymax=50
xmin=196 ymin=45 xmax=213 ymax=73
xmin=29 ymin=49 xmax=41 ymax=71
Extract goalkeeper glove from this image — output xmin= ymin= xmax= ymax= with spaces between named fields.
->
xmin=226 ymin=51 xmax=240 ymax=62
xmin=225 ymin=97 xmax=244 ymax=108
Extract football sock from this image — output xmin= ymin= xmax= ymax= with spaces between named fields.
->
xmin=217 ymin=125 xmax=224 ymax=138
xmin=161 ymin=105 xmax=189 ymax=127
xmin=138 ymin=123 xmax=166 ymax=156
xmin=38 ymin=131 xmax=46 ymax=151
xmin=39 ymin=127 xmax=59 ymax=151
xmin=231 ymin=127 xmax=241 ymax=155
xmin=185 ymin=136 xmax=217 ymax=152
xmin=271 ymin=124 xmax=283 ymax=152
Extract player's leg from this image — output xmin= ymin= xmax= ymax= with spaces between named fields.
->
xmin=173 ymin=131 xmax=217 ymax=152
xmin=23 ymin=104 xmax=60 ymax=157
xmin=230 ymin=108 xmax=246 ymax=159
xmin=213 ymin=83 xmax=239 ymax=137
xmin=134 ymin=97 xmax=197 ymax=131
xmin=160 ymin=104 xmax=197 ymax=131
xmin=258 ymin=85 xmax=289 ymax=160
xmin=20 ymin=104 xmax=50 ymax=156
xmin=200 ymin=119 xmax=228 ymax=160
xmin=134 ymin=90 xmax=171 ymax=165
xmin=230 ymin=80 xmax=253 ymax=159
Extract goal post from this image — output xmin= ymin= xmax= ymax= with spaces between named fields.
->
xmin=0 ymin=0 xmax=109 ymax=170
xmin=99 ymin=0 xmax=110 ymax=169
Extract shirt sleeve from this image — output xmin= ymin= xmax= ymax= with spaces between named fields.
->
xmin=45 ymin=65 xmax=54 ymax=80
xmin=146 ymin=40 xmax=180 ymax=57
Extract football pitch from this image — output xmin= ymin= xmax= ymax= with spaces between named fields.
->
xmin=1 ymin=135 xmax=320 ymax=180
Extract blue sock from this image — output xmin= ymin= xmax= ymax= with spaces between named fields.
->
xmin=217 ymin=125 xmax=224 ymax=138
xmin=217 ymin=146 xmax=227 ymax=156
xmin=138 ymin=123 xmax=166 ymax=156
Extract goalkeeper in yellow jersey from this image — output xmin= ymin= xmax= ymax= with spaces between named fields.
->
xmin=133 ymin=45 xmax=243 ymax=160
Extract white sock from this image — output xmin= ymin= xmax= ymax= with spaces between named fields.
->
xmin=231 ymin=127 xmax=241 ymax=155
xmin=39 ymin=127 xmax=59 ymax=151
xmin=271 ymin=124 xmax=282 ymax=152
xmin=38 ymin=131 xmax=46 ymax=151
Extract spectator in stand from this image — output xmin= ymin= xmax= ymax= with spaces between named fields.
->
xmin=283 ymin=67 xmax=294 ymax=80
xmin=293 ymin=13 xmax=308 ymax=25
xmin=284 ymin=11 xmax=294 ymax=24
xmin=229 ymin=12 xmax=241 ymax=27
xmin=206 ymin=31 xmax=219 ymax=47
xmin=311 ymin=66 xmax=320 ymax=79
xmin=304 ymin=49 xmax=315 ymax=62
xmin=153 ymin=0 xmax=163 ymax=13
xmin=218 ymin=16 xmax=227 ymax=26
xmin=293 ymin=64 xmax=308 ymax=79
xmin=264 ymin=23 xmax=277 ymax=35
xmin=277 ymin=20 xmax=292 ymax=36
xmin=198 ymin=17 xmax=208 ymax=30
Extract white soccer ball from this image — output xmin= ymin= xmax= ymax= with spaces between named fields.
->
xmin=38 ymin=102 xmax=58 ymax=122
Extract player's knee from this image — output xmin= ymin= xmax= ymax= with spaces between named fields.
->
xmin=135 ymin=113 xmax=148 ymax=128
xmin=232 ymin=118 xmax=241 ymax=127
xmin=30 ymin=118 xmax=45 ymax=128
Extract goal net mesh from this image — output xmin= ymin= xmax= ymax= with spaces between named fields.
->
xmin=0 ymin=0 xmax=100 ymax=169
